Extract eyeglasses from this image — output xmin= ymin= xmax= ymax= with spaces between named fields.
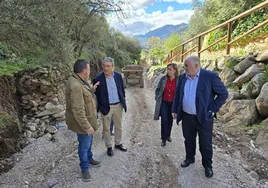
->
xmin=102 ymin=65 xmax=113 ymax=68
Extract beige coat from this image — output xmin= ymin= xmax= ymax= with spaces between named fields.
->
xmin=65 ymin=73 xmax=98 ymax=134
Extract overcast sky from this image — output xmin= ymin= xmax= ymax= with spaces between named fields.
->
xmin=108 ymin=0 xmax=195 ymax=36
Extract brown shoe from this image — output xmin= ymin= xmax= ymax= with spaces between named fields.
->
xmin=81 ymin=170 xmax=91 ymax=182
xmin=89 ymin=159 xmax=101 ymax=168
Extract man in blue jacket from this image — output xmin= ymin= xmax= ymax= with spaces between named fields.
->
xmin=93 ymin=57 xmax=127 ymax=156
xmin=172 ymin=56 xmax=228 ymax=178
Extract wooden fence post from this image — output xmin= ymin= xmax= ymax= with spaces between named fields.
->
xmin=226 ymin=22 xmax=232 ymax=55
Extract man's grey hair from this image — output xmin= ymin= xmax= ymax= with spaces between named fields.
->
xmin=102 ymin=57 xmax=114 ymax=66
xmin=185 ymin=56 xmax=201 ymax=67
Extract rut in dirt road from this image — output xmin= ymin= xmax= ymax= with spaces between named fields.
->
xmin=125 ymin=87 xmax=180 ymax=188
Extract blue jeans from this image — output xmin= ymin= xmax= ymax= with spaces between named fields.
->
xmin=160 ymin=101 xmax=173 ymax=141
xmin=77 ymin=134 xmax=93 ymax=172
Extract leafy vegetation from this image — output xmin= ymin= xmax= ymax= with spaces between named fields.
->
xmin=0 ymin=0 xmax=141 ymax=75
xmin=182 ymin=0 xmax=268 ymax=51
xmin=263 ymin=65 xmax=268 ymax=82
xmin=145 ymin=37 xmax=165 ymax=65
xmin=163 ymin=33 xmax=182 ymax=53
xmin=0 ymin=112 xmax=15 ymax=129
xmin=144 ymin=33 xmax=182 ymax=65
xmin=243 ymin=121 xmax=265 ymax=131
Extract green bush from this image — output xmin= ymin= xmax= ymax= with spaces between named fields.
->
xmin=235 ymin=49 xmax=247 ymax=56
xmin=0 ymin=112 xmax=14 ymax=129
xmin=205 ymin=11 xmax=268 ymax=51
xmin=0 ymin=59 xmax=37 ymax=76
xmin=263 ymin=65 xmax=268 ymax=82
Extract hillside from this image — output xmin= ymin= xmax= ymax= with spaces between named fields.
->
xmin=135 ymin=23 xmax=188 ymax=47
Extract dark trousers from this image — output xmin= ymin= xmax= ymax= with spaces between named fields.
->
xmin=160 ymin=101 xmax=173 ymax=141
xmin=182 ymin=112 xmax=213 ymax=169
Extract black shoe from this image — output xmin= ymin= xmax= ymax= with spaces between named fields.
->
xmin=107 ymin=147 xmax=114 ymax=156
xmin=115 ymin=144 xmax=127 ymax=152
xmin=181 ymin=159 xmax=195 ymax=168
xmin=167 ymin=137 xmax=172 ymax=142
xmin=161 ymin=140 xmax=166 ymax=146
xmin=205 ymin=168 xmax=213 ymax=178
xmin=110 ymin=132 xmax=114 ymax=136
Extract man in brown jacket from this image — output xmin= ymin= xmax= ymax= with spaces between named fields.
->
xmin=65 ymin=59 xmax=100 ymax=182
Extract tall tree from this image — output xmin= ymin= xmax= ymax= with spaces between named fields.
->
xmin=146 ymin=37 xmax=165 ymax=65
xmin=164 ymin=33 xmax=182 ymax=53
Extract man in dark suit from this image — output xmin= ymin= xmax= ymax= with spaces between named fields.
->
xmin=93 ymin=57 xmax=127 ymax=157
xmin=172 ymin=56 xmax=228 ymax=178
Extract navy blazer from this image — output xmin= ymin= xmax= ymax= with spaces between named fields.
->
xmin=93 ymin=72 xmax=127 ymax=115
xmin=172 ymin=69 xmax=228 ymax=126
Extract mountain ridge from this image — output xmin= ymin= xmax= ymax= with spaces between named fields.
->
xmin=134 ymin=23 xmax=188 ymax=47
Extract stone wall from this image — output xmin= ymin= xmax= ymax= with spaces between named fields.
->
xmin=14 ymin=64 xmax=71 ymax=138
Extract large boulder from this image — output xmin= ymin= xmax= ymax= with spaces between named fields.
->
xmin=255 ymin=118 xmax=268 ymax=153
xmin=147 ymin=67 xmax=165 ymax=80
xmin=256 ymin=82 xmax=268 ymax=117
xmin=240 ymin=73 xmax=265 ymax=99
xmin=216 ymin=58 xmax=226 ymax=71
xmin=234 ymin=56 xmax=256 ymax=74
xmin=217 ymin=56 xmax=242 ymax=70
xmin=219 ymin=67 xmax=238 ymax=86
xmin=233 ymin=64 xmax=263 ymax=88
xmin=256 ymin=50 xmax=268 ymax=62
xmin=218 ymin=100 xmax=258 ymax=127
xmin=36 ymin=104 xmax=64 ymax=118
xmin=227 ymin=90 xmax=242 ymax=101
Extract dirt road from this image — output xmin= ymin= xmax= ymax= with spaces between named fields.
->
xmin=0 ymin=85 xmax=267 ymax=188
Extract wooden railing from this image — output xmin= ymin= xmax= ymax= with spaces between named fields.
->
xmin=166 ymin=0 xmax=268 ymax=63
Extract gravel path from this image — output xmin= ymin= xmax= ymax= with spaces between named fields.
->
xmin=0 ymin=84 xmax=267 ymax=188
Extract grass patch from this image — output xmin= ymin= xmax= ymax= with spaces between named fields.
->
xmin=234 ymin=49 xmax=247 ymax=56
xmin=242 ymin=122 xmax=266 ymax=131
xmin=0 ymin=112 xmax=15 ymax=129
xmin=0 ymin=59 xmax=38 ymax=76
